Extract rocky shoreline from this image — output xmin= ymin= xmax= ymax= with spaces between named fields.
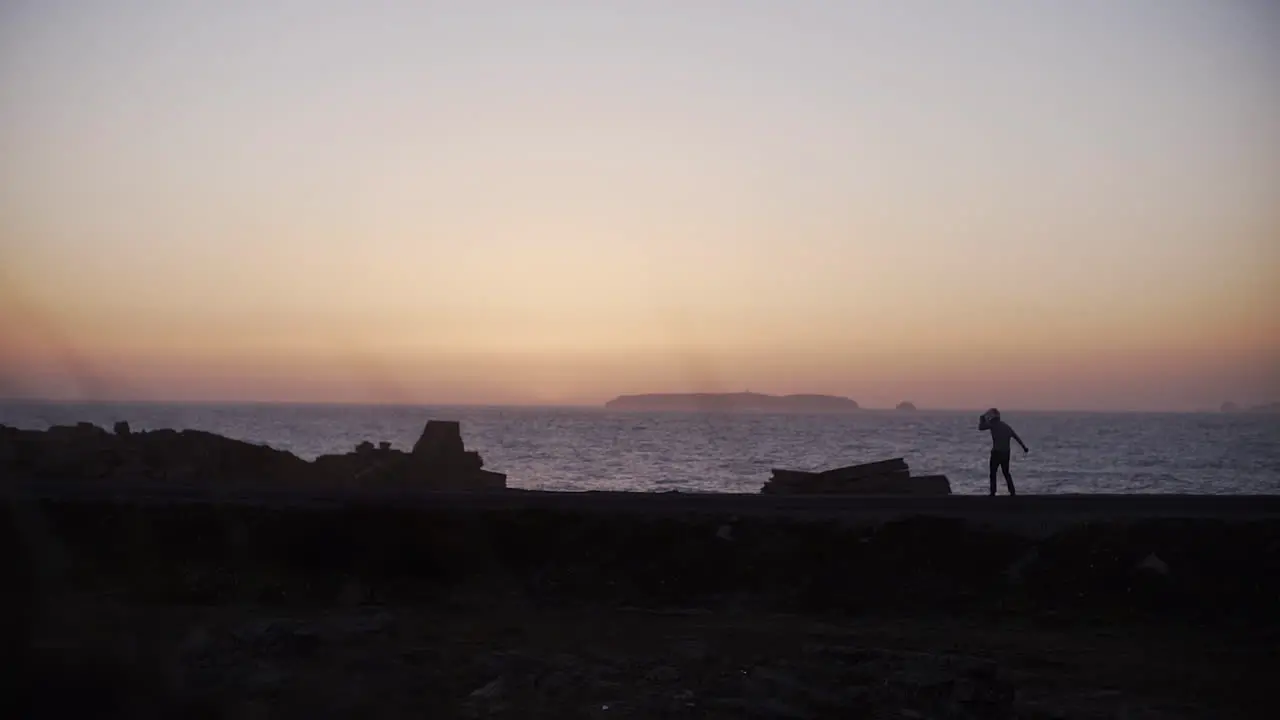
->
xmin=0 ymin=419 xmax=506 ymax=492
xmin=5 ymin=420 xmax=1279 ymax=718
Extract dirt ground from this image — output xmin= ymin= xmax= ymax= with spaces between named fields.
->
xmin=15 ymin=594 xmax=1276 ymax=720
xmin=8 ymin=490 xmax=1279 ymax=718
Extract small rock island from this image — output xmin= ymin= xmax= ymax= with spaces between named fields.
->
xmin=895 ymin=401 xmax=918 ymax=411
xmin=605 ymin=392 xmax=859 ymax=413
xmin=1221 ymin=401 xmax=1280 ymax=414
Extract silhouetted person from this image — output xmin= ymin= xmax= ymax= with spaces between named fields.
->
xmin=979 ymin=408 xmax=1027 ymax=495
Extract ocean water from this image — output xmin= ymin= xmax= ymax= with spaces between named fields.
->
xmin=2 ymin=402 xmax=1278 ymax=495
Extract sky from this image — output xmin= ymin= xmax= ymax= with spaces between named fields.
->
xmin=1 ymin=0 xmax=1278 ymax=411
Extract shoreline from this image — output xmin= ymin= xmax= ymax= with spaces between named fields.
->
xmin=7 ymin=422 xmax=1279 ymax=716
xmin=9 ymin=483 xmax=1280 ymax=527
xmin=5 ymin=415 xmax=1275 ymax=496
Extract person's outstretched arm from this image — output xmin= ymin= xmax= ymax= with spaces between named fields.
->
xmin=1012 ymin=427 xmax=1029 ymax=452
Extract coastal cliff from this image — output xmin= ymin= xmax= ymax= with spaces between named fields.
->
xmin=605 ymin=392 xmax=860 ymax=413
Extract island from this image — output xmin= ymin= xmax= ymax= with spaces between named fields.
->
xmin=1221 ymin=401 xmax=1280 ymax=414
xmin=896 ymin=401 xmax=918 ymax=411
xmin=604 ymin=392 xmax=859 ymax=413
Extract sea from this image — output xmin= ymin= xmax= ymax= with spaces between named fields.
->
xmin=2 ymin=402 xmax=1278 ymax=495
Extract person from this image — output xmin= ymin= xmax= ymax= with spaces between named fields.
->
xmin=978 ymin=408 xmax=1027 ymax=495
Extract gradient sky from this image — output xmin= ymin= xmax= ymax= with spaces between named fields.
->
xmin=2 ymin=1 xmax=1278 ymax=410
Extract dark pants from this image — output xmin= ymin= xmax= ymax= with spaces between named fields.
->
xmin=990 ymin=449 xmax=1015 ymax=495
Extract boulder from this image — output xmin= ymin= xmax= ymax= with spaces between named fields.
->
xmin=901 ymin=475 xmax=952 ymax=495
xmin=761 ymin=459 xmax=950 ymax=495
xmin=412 ymin=421 xmax=466 ymax=460
xmin=819 ymin=458 xmax=908 ymax=482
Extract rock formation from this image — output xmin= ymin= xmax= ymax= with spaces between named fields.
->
xmin=314 ymin=420 xmax=505 ymax=491
xmin=0 ymin=421 xmax=309 ymax=487
xmin=0 ymin=419 xmax=506 ymax=492
xmin=760 ymin=458 xmax=950 ymax=495
xmin=895 ymin=401 xmax=917 ymax=411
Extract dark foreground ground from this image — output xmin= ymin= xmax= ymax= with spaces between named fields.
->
xmin=15 ymin=598 xmax=1277 ymax=719
xmin=6 ymin=488 xmax=1280 ymax=719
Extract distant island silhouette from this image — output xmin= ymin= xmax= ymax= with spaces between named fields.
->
xmin=1221 ymin=401 xmax=1279 ymax=414
xmin=605 ymin=392 xmax=860 ymax=413
xmin=896 ymin=401 xmax=918 ymax=411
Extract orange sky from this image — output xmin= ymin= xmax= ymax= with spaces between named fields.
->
xmin=2 ymin=2 xmax=1278 ymax=411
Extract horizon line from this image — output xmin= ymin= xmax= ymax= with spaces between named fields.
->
xmin=0 ymin=395 xmax=1260 ymax=415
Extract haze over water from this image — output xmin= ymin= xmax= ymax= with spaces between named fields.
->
xmin=2 ymin=2 xmax=1279 ymax=411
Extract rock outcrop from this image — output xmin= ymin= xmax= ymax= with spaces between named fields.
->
xmin=313 ymin=420 xmax=505 ymax=491
xmin=0 ymin=419 xmax=506 ymax=492
xmin=895 ymin=401 xmax=917 ymax=411
xmin=0 ymin=421 xmax=310 ymax=488
xmin=761 ymin=458 xmax=950 ymax=495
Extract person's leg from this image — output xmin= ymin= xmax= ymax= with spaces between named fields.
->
xmin=1001 ymin=454 xmax=1016 ymax=495
xmin=989 ymin=452 xmax=999 ymax=495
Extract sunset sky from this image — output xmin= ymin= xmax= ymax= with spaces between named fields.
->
xmin=2 ymin=1 xmax=1278 ymax=411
